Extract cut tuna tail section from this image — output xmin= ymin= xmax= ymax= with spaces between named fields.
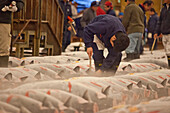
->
xmin=4 ymin=73 xmax=12 ymax=81
xmin=137 ymin=81 xmax=142 ymax=88
xmin=42 ymin=97 xmax=55 ymax=109
xmin=161 ymin=79 xmax=167 ymax=87
xmin=102 ymin=86 xmax=111 ymax=96
xmin=21 ymin=61 xmax=25 ymax=66
xmin=147 ymin=84 xmax=153 ymax=90
xmin=20 ymin=106 xmax=32 ymax=113
xmin=64 ymin=96 xmax=72 ymax=107
xmin=20 ymin=76 xmax=28 ymax=82
xmin=73 ymin=66 xmax=80 ymax=72
xmin=34 ymin=72 xmax=41 ymax=80
xmin=127 ymin=83 xmax=133 ymax=90
xmin=82 ymin=90 xmax=92 ymax=102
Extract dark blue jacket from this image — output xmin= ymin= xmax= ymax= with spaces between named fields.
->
xmin=83 ymin=14 xmax=126 ymax=48
xmin=106 ymin=9 xmax=116 ymax=16
xmin=147 ymin=13 xmax=159 ymax=34
xmin=155 ymin=3 xmax=170 ymax=35
xmin=58 ymin=0 xmax=72 ymax=31
xmin=139 ymin=4 xmax=146 ymax=27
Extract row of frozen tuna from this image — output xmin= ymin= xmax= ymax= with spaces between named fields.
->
xmin=0 ymin=69 xmax=170 ymax=113
xmin=98 ymin=96 xmax=170 ymax=113
xmin=0 ymin=58 xmax=165 ymax=83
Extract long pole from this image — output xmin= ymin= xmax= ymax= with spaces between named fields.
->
xmin=33 ymin=0 xmax=41 ymax=56
xmin=10 ymin=13 xmax=14 ymax=55
xmin=151 ymin=38 xmax=156 ymax=54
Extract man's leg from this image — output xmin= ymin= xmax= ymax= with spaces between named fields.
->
xmin=92 ymin=43 xmax=104 ymax=71
xmin=134 ymin=32 xmax=143 ymax=59
xmin=0 ymin=24 xmax=11 ymax=67
xmin=162 ymin=34 xmax=170 ymax=68
xmin=62 ymin=30 xmax=71 ymax=52
xmin=100 ymin=47 xmax=122 ymax=75
xmin=124 ymin=33 xmax=138 ymax=61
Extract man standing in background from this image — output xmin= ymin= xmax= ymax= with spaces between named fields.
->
xmin=80 ymin=1 xmax=100 ymax=28
xmin=59 ymin=0 xmax=72 ymax=52
xmin=104 ymin=1 xmax=116 ymax=16
xmin=0 ymin=0 xmax=24 ymax=67
xmin=122 ymin=0 xmax=144 ymax=61
xmin=154 ymin=0 xmax=170 ymax=68
xmin=139 ymin=0 xmax=154 ymax=54
xmin=147 ymin=8 xmax=159 ymax=51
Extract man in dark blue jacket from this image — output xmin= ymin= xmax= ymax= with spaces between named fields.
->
xmin=83 ymin=15 xmax=129 ymax=74
xmin=147 ymin=8 xmax=159 ymax=50
xmin=139 ymin=0 xmax=154 ymax=55
xmin=59 ymin=0 xmax=72 ymax=52
xmin=154 ymin=0 xmax=170 ymax=68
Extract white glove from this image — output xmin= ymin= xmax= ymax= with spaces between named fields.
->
xmin=1 ymin=1 xmax=18 ymax=12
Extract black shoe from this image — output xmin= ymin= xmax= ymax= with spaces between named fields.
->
xmin=0 ymin=56 xmax=9 ymax=67
xmin=94 ymin=60 xmax=103 ymax=71
xmin=134 ymin=53 xmax=140 ymax=59
xmin=167 ymin=56 xmax=170 ymax=68
xmin=123 ymin=53 xmax=134 ymax=62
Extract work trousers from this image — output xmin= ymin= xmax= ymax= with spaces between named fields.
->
xmin=0 ymin=24 xmax=11 ymax=56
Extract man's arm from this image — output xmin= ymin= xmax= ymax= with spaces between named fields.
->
xmin=83 ymin=20 xmax=107 ymax=48
xmin=122 ymin=6 xmax=131 ymax=31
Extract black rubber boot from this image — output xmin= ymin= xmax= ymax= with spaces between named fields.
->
xmin=94 ymin=61 xmax=103 ymax=71
xmin=167 ymin=56 xmax=170 ymax=68
xmin=106 ymin=56 xmax=121 ymax=75
xmin=123 ymin=53 xmax=134 ymax=62
xmin=0 ymin=56 xmax=9 ymax=67
xmin=134 ymin=53 xmax=140 ymax=59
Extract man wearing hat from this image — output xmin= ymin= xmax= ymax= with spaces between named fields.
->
xmin=80 ymin=1 xmax=100 ymax=28
xmin=83 ymin=14 xmax=129 ymax=74
xmin=104 ymin=1 xmax=116 ymax=16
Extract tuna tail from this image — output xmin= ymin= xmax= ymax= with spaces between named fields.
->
xmin=30 ymin=60 xmax=34 ymax=64
xmin=42 ymin=97 xmax=54 ymax=109
xmin=64 ymin=96 xmax=72 ymax=107
xmin=20 ymin=106 xmax=32 ymax=113
xmin=82 ymin=90 xmax=92 ymax=103
xmin=21 ymin=61 xmax=25 ymax=66
xmin=102 ymin=85 xmax=111 ymax=96
xmin=147 ymin=84 xmax=153 ymax=90
xmin=137 ymin=81 xmax=142 ymax=88
xmin=73 ymin=66 xmax=80 ymax=73
xmin=127 ymin=83 xmax=133 ymax=90
xmin=161 ymin=78 xmax=167 ymax=87
xmin=34 ymin=72 xmax=41 ymax=80
xmin=58 ymin=70 xmax=65 ymax=77
xmin=20 ymin=76 xmax=28 ymax=82
xmin=4 ymin=73 xmax=12 ymax=81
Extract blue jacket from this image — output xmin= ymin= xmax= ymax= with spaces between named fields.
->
xmin=147 ymin=13 xmax=159 ymax=34
xmin=83 ymin=14 xmax=126 ymax=48
xmin=139 ymin=4 xmax=146 ymax=27
xmin=106 ymin=9 xmax=116 ymax=16
xmin=58 ymin=0 xmax=72 ymax=31
xmin=155 ymin=3 xmax=170 ymax=35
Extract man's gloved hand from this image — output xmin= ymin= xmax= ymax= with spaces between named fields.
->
xmin=1 ymin=1 xmax=18 ymax=12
